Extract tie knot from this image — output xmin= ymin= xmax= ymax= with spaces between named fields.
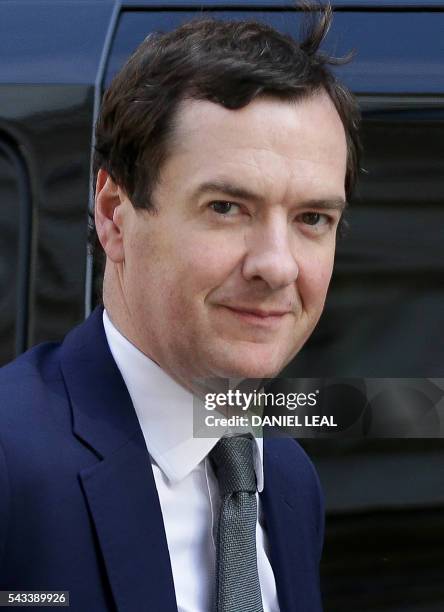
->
xmin=210 ymin=436 xmax=257 ymax=497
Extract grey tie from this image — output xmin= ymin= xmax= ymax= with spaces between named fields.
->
xmin=210 ymin=435 xmax=264 ymax=612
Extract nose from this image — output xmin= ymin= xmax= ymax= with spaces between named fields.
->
xmin=242 ymin=217 xmax=299 ymax=290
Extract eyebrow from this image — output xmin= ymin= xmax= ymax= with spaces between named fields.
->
xmin=192 ymin=179 xmax=348 ymax=213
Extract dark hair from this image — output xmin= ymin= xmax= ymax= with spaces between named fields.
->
xmin=90 ymin=3 xmax=361 ymax=297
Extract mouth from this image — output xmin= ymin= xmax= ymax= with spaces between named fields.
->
xmin=220 ymin=305 xmax=291 ymax=328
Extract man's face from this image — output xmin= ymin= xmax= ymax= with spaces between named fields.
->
xmin=110 ymin=92 xmax=347 ymax=387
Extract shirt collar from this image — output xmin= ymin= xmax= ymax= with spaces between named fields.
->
xmin=102 ymin=309 xmax=264 ymax=490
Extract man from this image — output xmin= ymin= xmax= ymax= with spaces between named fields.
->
xmin=0 ymin=6 xmax=360 ymax=612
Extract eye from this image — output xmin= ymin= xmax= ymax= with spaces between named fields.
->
xmin=298 ymin=212 xmax=332 ymax=227
xmin=209 ymin=201 xmax=241 ymax=216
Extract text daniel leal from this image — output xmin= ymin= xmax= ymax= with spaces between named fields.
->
xmin=205 ymin=414 xmax=338 ymax=427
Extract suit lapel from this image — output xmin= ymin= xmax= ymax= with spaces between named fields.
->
xmin=60 ymin=307 xmax=177 ymax=612
xmin=78 ymin=436 xmax=177 ymax=612
xmin=261 ymin=438 xmax=300 ymax=611
xmin=261 ymin=437 xmax=322 ymax=612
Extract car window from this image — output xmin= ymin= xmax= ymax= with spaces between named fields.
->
xmin=105 ymin=9 xmax=444 ymax=92
xmin=0 ymin=139 xmax=31 ymax=364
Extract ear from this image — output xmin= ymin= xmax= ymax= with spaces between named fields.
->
xmin=95 ymin=169 xmax=127 ymax=263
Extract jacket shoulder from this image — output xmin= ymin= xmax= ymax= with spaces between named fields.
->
xmin=0 ymin=341 xmax=70 ymax=447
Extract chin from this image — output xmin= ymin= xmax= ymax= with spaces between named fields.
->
xmin=213 ymin=351 xmax=287 ymax=380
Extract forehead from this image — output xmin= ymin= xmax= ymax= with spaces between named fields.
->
xmin=161 ymin=93 xmax=347 ymax=202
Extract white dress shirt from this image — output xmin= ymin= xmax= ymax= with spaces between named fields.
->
xmin=103 ymin=309 xmax=280 ymax=612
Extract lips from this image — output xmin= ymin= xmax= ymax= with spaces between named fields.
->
xmin=224 ymin=306 xmax=290 ymax=317
xmin=219 ymin=304 xmax=291 ymax=328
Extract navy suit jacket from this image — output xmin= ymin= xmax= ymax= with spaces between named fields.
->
xmin=0 ymin=307 xmax=324 ymax=611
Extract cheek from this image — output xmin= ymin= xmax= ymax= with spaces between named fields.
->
xmin=299 ymin=250 xmax=335 ymax=311
xmin=176 ymin=233 xmax=243 ymax=291
xmin=156 ymin=242 xmax=230 ymax=320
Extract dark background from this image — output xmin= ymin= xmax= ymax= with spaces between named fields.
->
xmin=1 ymin=1 xmax=443 ymax=610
